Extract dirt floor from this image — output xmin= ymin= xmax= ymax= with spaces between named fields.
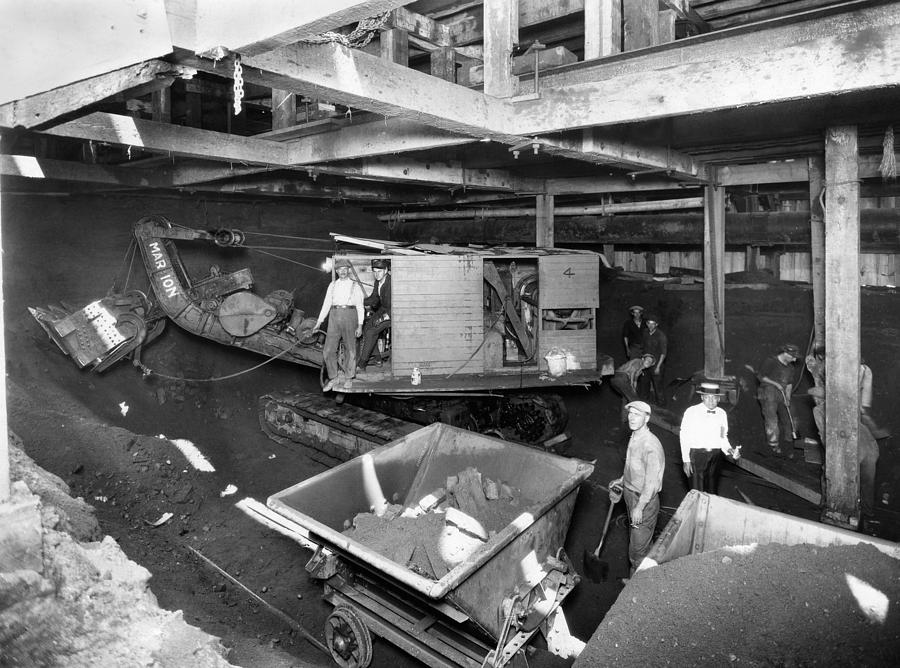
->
xmin=3 ymin=194 xmax=900 ymax=666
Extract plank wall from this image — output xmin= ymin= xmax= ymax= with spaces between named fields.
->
xmin=390 ymin=255 xmax=484 ymax=377
xmin=610 ymin=249 xmax=899 ymax=287
xmin=538 ymin=255 xmax=599 ymax=371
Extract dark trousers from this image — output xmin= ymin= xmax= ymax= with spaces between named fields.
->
xmin=758 ymin=385 xmax=792 ymax=448
xmin=357 ymin=319 xmax=390 ymax=369
xmin=610 ymin=372 xmax=639 ymax=403
xmin=323 ymin=308 xmax=357 ymax=380
xmin=689 ymin=449 xmax=724 ymax=494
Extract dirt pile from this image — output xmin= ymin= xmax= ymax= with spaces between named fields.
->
xmin=576 ymin=542 xmax=900 ymax=666
xmin=1 ymin=431 xmax=237 ymax=667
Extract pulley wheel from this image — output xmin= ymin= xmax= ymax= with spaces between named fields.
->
xmin=324 ymin=606 xmax=372 ymax=668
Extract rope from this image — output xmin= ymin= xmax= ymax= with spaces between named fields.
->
xmin=136 ymin=340 xmax=300 ymax=383
xmin=445 ymin=310 xmax=505 ymax=380
xmin=247 ymin=248 xmax=326 ymax=272
xmin=240 ymin=231 xmax=333 ymax=243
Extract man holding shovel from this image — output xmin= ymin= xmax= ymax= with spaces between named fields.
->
xmin=607 ymin=401 xmax=665 ymax=576
xmin=756 ymin=343 xmax=801 ymax=458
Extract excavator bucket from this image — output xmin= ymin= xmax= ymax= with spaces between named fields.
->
xmin=29 ymin=292 xmax=156 ymax=370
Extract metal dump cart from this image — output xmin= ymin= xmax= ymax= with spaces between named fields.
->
xmin=643 ymin=489 xmax=900 ymax=569
xmin=574 ymin=490 xmax=900 ymax=667
xmin=267 ymin=422 xmax=594 ymax=668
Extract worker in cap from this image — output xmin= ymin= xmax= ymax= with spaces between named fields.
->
xmin=315 ymin=257 xmax=365 ymax=391
xmin=622 ymin=305 xmax=648 ymax=360
xmin=679 ymin=381 xmax=741 ymax=494
xmin=358 ymin=258 xmax=392 ymax=371
xmin=755 ymin=343 xmax=801 ymax=458
xmin=640 ymin=314 xmax=668 ymax=406
xmin=608 ymin=399 xmax=665 ymax=575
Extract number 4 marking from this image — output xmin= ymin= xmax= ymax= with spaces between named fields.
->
xmin=563 ymin=267 xmax=575 ymax=278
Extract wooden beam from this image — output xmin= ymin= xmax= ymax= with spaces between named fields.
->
xmin=178 ymin=176 xmax=453 ymax=203
xmin=386 ymin=209 xmax=900 ymax=248
xmin=542 ymin=130 xmax=703 ymax=181
xmin=38 ymin=112 xmax=291 ymax=165
xmin=0 ymin=154 xmax=171 ymax=187
xmin=624 ymin=0 xmax=659 ymax=51
xmin=703 ymin=170 xmax=725 ymax=378
xmin=516 ymin=3 xmax=900 ymax=134
xmin=152 ymin=86 xmax=172 ymax=124
xmin=430 ymin=47 xmax=458 ymax=82
xmin=286 ymin=118 xmax=477 ymax=164
xmin=536 ymin=194 xmax=554 ymax=247
xmin=315 ymin=156 xmax=544 ymax=191
xmin=185 ymin=0 xmax=411 ymax=57
xmin=271 ymin=90 xmax=297 ymax=130
xmin=380 ymin=28 xmax=409 ymax=65
xmin=483 ymin=0 xmax=518 ymax=98
xmin=0 ymin=61 xmax=190 ymax=130
xmin=584 ymin=0 xmax=622 ymax=60
xmin=823 ymin=125 xmax=861 ymax=526
xmin=447 ymin=0 xmax=584 ymax=46
xmin=389 ymin=6 xmax=452 ymax=47
xmin=207 ymin=43 xmax=499 ymax=140
xmin=808 ymin=155 xmax=826 ymax=349
xmin=658 ymin=9 xmax=676 ymax=44
xmin=2 ymin=0 xmax=171 ymax=104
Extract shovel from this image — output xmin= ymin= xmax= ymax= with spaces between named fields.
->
xmin=776 ymin=386 xmax=799 ymax=441
xmin=583 ymin=498 xmax=617 ymax=583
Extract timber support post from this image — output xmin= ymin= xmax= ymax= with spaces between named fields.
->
xmin=822 ymin=126 xmax=861 ymax=528
xmin=703 ymin=167 xmax=725 ymax=379
xmin=809 ymin=155 xmax=826 ymax=349
xmin=536 ymin=194 xmax=554 ymax=247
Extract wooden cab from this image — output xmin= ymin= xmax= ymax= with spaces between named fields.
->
xmin=337 ymin=243 xmax=613 ymax=394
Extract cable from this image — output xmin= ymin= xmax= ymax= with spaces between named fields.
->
xmin=136 ymin=340 xmax=300 ymax=383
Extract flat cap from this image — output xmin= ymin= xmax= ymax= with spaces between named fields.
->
xmin=628 ymin=305 xmax=644 ymax=313
xmin=779 ymin=343 xmax=800 ymax=358
xmin=371 ymin=258 xmax=389 ymax=269
xmin=625 ymin=400 xmax=652 ymax=416
xmin=333 ymin=258 xmax=351 ymax=269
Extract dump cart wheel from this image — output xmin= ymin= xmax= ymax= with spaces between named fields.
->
xmin=325 ymin=606 xmax=372 ymax=668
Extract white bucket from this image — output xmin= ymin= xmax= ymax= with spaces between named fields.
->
xmin=545 ymin=351 xmax=567 ymax=377
xmin=565 ymin=351 xmax=580 ymax=370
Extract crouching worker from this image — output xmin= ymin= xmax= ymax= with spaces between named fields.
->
xmin=608 ymin=401 xmax=665 ymax=576
xmin=314 ymin=258 xmax=364 ymax=392
xmin=609 ymin=354 xmax=656 ymax=418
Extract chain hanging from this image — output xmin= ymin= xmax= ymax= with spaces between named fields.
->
xmin=301 ymin=12 xmax=390 ymax=48
xmin=232 ymin=55 xmax=244 ymax=116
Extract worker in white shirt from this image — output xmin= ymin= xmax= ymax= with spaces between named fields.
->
xmin=314 ymin=258 xmax=365 ymax=392
xmin=679 ymin=381 xmax=741 ymax=493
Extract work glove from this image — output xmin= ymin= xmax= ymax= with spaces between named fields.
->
xmin=608 ymin=480 xmax=623 ymax=504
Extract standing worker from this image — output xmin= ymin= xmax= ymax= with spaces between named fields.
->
xmin=314 ymin=258 xmax=365 ymax=392
xmin=622 ymin=305 xmax=647 ymax=360
xmin=608 ymin=401 xmax=665 ymax=575
xmin=357 ymin=258 xmax=392 ymax=371
xmin=756 ymin=343 xmax=801 ymax=458
xmin=641 ymin=314 xmax=668 ymax=406
xmin=679 ymin=382 xmax=741 ymax=493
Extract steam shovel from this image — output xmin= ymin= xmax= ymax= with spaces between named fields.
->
xmin=583 ymin=500 xmax=616 ymax=583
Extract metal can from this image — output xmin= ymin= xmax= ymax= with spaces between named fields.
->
xmin=411 ymin=366 xmax=421 ymax=385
